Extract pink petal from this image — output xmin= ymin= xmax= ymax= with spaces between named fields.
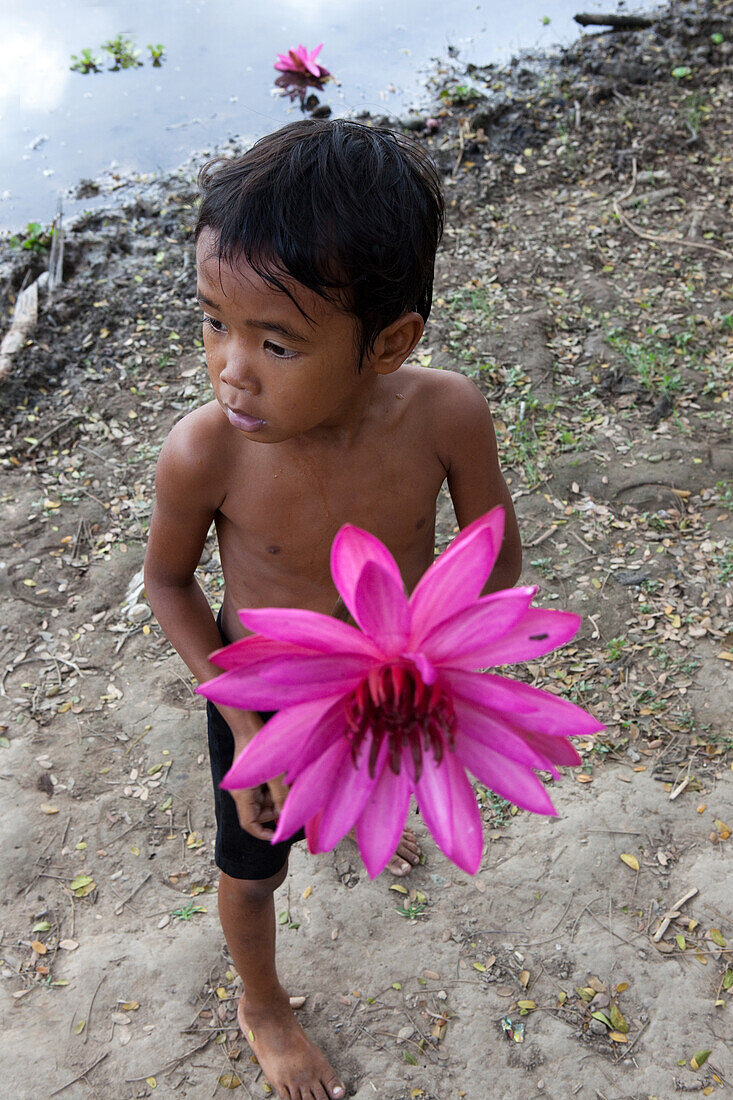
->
xmin=524 ymin=730 xmax=582 ymax=767
xmin=415 ymin=752 xmax=483 ymax=873
xmin=409 ymin=507 xmax=505 ymax=642
xmin=330 ymin=524 xmax=404 ymax=623
xmin=446 ymin=669 xmax=604 ymax=736
xmin=405 ymin=651 xmax=438 ymax=685
xmin=353 ymin=560 xmax=411 ymax=653
xmin=456 ymin=737 xmax=557 ymax=815
xmin=272 ymin=739 xmax=350 ymax=842
xmin=420 ymin=587 xmax=536 ymax=664
xmin=286 ymin=697 xmax=350 ymax=777
xmin=261 ymin=652 xmax=374 ymax=688
xmin=237 ymin=606 xmax=379 ymax=658
xmin=452 ymin=700 xmax=560 ymax=777
xmin=458 ymin=608 xmax=581 ymax=668
xmin=197 ymin=662 xmax=350 ymax=709
xmin=209 ymin=633 xmax=305 ymax=671
xmin=355 ymin=759 xmax=411 ymax=879
xmin=309 ymin=740 xmax=386 ymax=852
xmin=305 ymin=810 xmax=322 ymax=853
xmin=309 ymin=43 xmax=323 ymax=60
xmin=443 ymin=668 xmax=536 ymax=715
xmin=220 ymin=694 xmax=345 ymax=789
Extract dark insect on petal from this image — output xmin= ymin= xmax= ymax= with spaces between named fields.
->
xmin=529 ymin=633 xmax=549 ymax=641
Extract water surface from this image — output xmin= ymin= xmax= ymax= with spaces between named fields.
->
xmin=1 ymin=0 xmax=641 ymax=229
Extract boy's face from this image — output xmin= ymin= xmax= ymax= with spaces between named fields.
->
xmin=196 ymin=230 xmax=371 ymax=443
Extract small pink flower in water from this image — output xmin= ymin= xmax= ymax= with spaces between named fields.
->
xmin=274 ymin=43 xmax=329 ymax=79
xmin=198 ymin=508 xmax=603 ymax=878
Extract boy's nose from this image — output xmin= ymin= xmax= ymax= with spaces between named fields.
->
xmin=220 ymin=351 xmax=260 ymax=394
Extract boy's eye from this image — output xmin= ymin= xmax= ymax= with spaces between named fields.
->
xmin=203 ymin=314 xmax=227 ymax=333
xmin=265 ymin=340 xmax=296 ymax=359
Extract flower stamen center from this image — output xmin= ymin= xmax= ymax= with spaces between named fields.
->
xmin=345 ymin=664 xmax=456 ymax=782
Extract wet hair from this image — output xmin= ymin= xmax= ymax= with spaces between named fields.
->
xmin=195 ymin=119 xmax=444 ymax=361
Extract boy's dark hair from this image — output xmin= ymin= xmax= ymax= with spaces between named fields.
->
xmin=196 ymin=119 xmax=444 ymax=361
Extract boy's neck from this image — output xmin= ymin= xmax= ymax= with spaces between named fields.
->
xmin=284 ymin=369 xmax=384 ymax=450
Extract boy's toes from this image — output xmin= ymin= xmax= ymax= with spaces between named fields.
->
xmin=386 ymin=854 xmax=412 ymax=876
xmin=327 ymin=1080 xmax=345 ymax=1099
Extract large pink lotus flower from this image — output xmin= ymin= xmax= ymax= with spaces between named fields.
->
xmin=274 ymin=43 xmax=329 ymax=79
xmin=198 ymin=508 xmax=603 ymax=878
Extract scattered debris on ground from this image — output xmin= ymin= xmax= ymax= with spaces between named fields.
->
xmin=1 ymin=1 xmax=731 ymax=1096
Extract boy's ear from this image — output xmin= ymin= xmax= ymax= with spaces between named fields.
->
xmin=368 ymin=312 xmax=425 ymax=375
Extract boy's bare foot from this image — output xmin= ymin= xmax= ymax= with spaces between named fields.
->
xmin=346 ymin=825 xmax=421 ymax=876
xmin=239 ymin=991 xmax=345 ymax=1100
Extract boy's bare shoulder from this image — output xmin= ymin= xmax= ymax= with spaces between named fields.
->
xmin=398 ymin=364 xmax=491 ymax=425
xmin=160 ymin=401 xmax=227 ymax=461
xmin=156 ymin=401 xmax=231 ymax=504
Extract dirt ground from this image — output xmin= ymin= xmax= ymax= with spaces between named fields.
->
xmin=1 ymin=2 xmax=732 ymax=1097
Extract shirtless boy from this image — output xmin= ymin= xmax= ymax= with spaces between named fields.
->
xmin=145 ymin=119 xmax=521 ymax=1100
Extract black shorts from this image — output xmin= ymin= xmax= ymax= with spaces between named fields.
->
xmin=207 ymin=611 xmax=305 ymax=880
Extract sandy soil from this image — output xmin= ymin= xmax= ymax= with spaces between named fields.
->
xmin=1 ymin=2 xmax=731 ymax=1097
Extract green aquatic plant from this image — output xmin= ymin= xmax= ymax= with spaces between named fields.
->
xmin=9 ymin=222 xmax=53 ymax=253
xmin=102 ymin=34 xmax=142 ymax=70
xmin=147 ymin=43 xmax=166 ymax=66
xmin=70 ymin=47 xmax=103 ymax=74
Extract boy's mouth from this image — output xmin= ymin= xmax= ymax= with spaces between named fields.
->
xmin=225 ymin=406 xmax=266 ymax=433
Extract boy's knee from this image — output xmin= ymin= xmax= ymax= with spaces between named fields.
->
xmin=219 ymin=865 xmax=287 ymax=903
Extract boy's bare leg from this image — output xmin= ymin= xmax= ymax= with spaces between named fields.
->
xmin=218 ymin=869 xmax=345 ymax=1100
xmin=346 ymin=825 xmax=421 ymax=876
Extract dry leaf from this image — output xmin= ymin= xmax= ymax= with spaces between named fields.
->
xmin=620 ymin=853 xmax=639 ymax=871
xmin=30 ymin=940 xmax=47 ymax=955
xmin=218 ymin=1073 xmax=242 ymax=1089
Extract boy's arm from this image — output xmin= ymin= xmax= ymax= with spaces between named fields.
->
xmin=438 ymin=374 xmax=522 ymax=592
xmin=144 ymin=419 xmax=284 ymax=838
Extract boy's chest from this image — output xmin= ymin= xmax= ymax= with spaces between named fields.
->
xmin=217 ymin=443 xmax=446 ymax=585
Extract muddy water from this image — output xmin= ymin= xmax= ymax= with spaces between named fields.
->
xmin=2 ymin=0 xmax=651 ymax=229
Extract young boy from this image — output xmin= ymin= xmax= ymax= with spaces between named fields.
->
xmin=145 ymin=119 xmax=521 ymax=1100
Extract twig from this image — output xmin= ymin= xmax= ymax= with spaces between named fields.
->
xmin=49 ymin=1052 xmax=109 ymax=1095
xmin=669 ymin=775 xmax=690 ymax=801
xmin=525 ymin=525 xmax=558 ymax=548
xmin=652 ymin=887 xmax=698 ymax=942
xmin=114 ymin=872 xmax=152 ymax=915
xmin=81 ymin=974 xmax=106 ymax=1045
xmin=354 ymin=1021 xmax=401 ymax=1064
xmin=612 ymin=1018 xmax=649 ymax=1064
xmin=613 ymin=189 xmax=733 ymax=260
xmin=574 ymin=12 xmax=654 ymax=29
xmin=586 ymin=906 xmax=644 ymax=951
xmin=125 ymin=1036 xmax=212 ymax=1081
xmin=109 ymin=816 xmax=145 ymax=841
xmin=27 ymin=415 xmax=81 ymax=452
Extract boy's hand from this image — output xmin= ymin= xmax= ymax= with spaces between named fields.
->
xmin=229 ymin=776 xmax=289 ymax=840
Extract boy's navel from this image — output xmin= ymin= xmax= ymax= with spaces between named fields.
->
xmin=266 ymin=545 xmax=282 ymax=555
